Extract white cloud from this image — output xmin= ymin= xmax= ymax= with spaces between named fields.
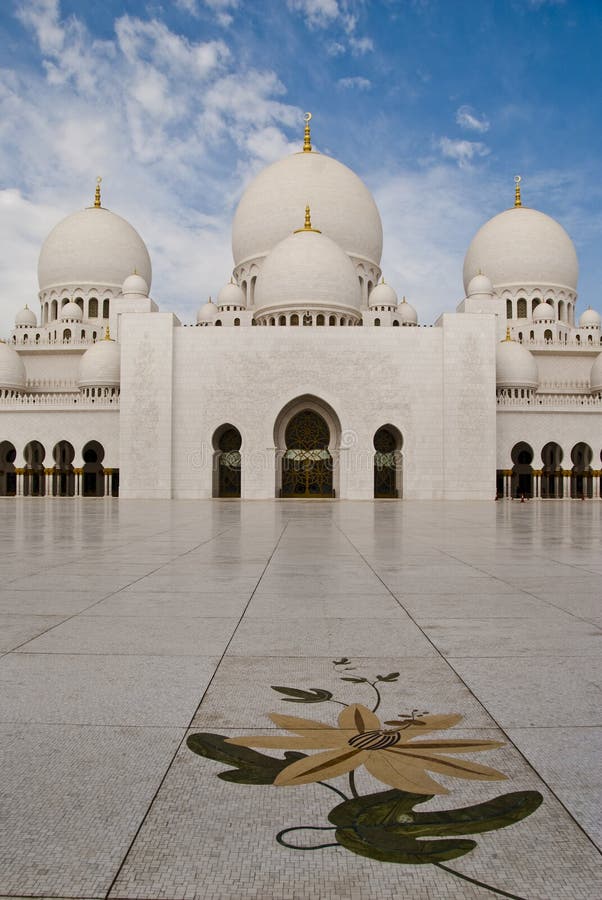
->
xmin=338 ymin=76 xmax=371 ymax=90
xmin=455 ymin=104 xmax=490 ymax=134
xmin=439 ymin=137 xmax=490 ymax=169
xmin=349 ymin=35 xmax=373 ymax=54
xmin=286 ymin=0 xmax=340 ymax=29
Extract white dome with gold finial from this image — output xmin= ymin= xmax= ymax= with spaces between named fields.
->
xmin=38 ymin=179 xmax=152 ymax=295
xmin=369 ymin=280 xmax=398 ymax=309
xmin=232 ymin=114 xmax=383 ymax=274
xmin=78 ymin=329 xmax=121 ymax=388
xmin=15 ymin=305 xmax=37 ymax=327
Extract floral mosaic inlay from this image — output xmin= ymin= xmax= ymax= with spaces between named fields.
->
xmin=188 ymin=659 xmax=543 ymax=899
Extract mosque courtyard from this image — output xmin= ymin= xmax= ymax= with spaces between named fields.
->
xmin=0 ymin=498 xmax=600 ymax=900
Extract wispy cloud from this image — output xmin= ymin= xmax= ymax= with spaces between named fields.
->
xmin=455 ymin=104 xmax=490 ymax=134
xmin=338 ymin=76 xmax=371 ymax=90
xmin=287 ymin=0 xmax=340 ymax=29
xmin=438 ymin=137 xmax=490 ymax=169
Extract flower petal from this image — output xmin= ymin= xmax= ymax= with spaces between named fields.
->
xmin=226 ymin=733 xmax=341 ymax=750
xmin=274 ymin=746 xmax=368 ymax=786
xmin=365 ymin=750 xmax=449 ymax=795
xmin=269 ymin=712 xmax=339 ymax=733
xmin=396 ymin=749 xmax=508 ymax=782
xmin=401 ymin=739 xmax=505 ymax=754
xmin=396 ymin=713 xmax=463 ymax=741
xmin=338 ymin=704 xmax=381 ymax=733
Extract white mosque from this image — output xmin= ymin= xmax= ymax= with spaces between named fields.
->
xmin=1 ymin=115 xmax=601 ymax=501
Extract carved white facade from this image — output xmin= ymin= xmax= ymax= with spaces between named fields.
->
xmin=0 ymin=125 xmax=600 ymax=500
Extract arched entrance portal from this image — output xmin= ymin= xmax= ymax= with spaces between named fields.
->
xmin=281 ymin=410 xmax=334 ymax=498
xmin=373 ymin=425 xmax=403 ymax=498
xmin=213 ymin=425 xmax=242 ymax=498
xmin=0 ymin=441 xmax=17 ymax=496
xmin=82 ymin=441 xmax=105 ymax=496
xmin=511 ymin=442 xmax=533 ymax=499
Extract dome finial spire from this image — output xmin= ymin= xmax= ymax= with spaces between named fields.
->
xmin=505 ymin=327 xmax=512 ymax=341
xmin=514 ymin=175 xmax=522 ymax=208
xmin=94 ymin=176 xmax=102 ymax=208
xmin=294 ymin=204 xmax=321 ymax=234
xmin=303 ymin=112 xmax=312 ymax=152
xmin=104 ymin=325 xmax=111 ymax=341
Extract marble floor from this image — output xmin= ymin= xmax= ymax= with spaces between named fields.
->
xmin=0 ymin=499 xmax=600 ymax=900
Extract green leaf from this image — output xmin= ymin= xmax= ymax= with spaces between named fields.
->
xmin=327 ymin=788 xmax=543 ymax=865
xmin=376 ymin=672 xmax=400 ymax=682
xmin=187 ymin=732 xmax=306 ymax=785
xmin=271 ymin=686 xmax=333 ymax=703
xmin=340 ymin=677 xmax=367 ymax=683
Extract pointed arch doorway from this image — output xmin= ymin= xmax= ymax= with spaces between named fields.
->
xmin=275 ymin=397 xmax=340 ymax=498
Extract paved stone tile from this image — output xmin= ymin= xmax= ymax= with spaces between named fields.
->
xmin=85 ymin=590 xmax=251 ymax=618
xmin=227 ymin=616 xmax=437 ymax=657
xmin=0 ymin=614 xmax=67 ymax=652
xmin=0 ymin=589 xmax=111 ymax=616
xmin=0 ymin=652 xmax=219 ymax=726
xmin=0 ymin=723 xmax=183 ymax=898
xmin=20 ymin=615 xmax=239 ymax=656
xmin=423 ymin=617 xmax=601 ymax=657
xmin=394 ymin=591 xmax=569 ymax=620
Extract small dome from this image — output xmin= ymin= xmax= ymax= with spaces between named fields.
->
xmin=464 ymin=206 xmax=578 ymax=295
xmin=496 ymin=336 xmax=538 ymax=388
xmin=533 ymin=301 xmax=555 ymax=322
xmin=369 ymin=280 xmax=398 ymax=308
xmin=467 ymin=273 xmax=493 ymax=296
xmin=196 ymin=298 xmax=218 ymax=324
xmin=78 ymin=334 xmax=120 ymax=387
xmin=0 ymin=341 xmax=26 ymax=390
xmin=15 ymin=305 xmax=37 ymax=327
xmin=122 ymin=273 xmax=149 ymax=296
xmin=39 ymin=205 xmax=152 ymax=294
xmin=254 ymin=226 xmax=362 ymax=316
xmin=579 ymin=306 xmax=601 ymax=328
xmin=60 ymin=301 xmax=83 ymax=321
xmin=232 ymin=150 xmax=383 ymax=269
xmin=397 ymin=296 xmax=418 ymax=325
xmin=590 ymin=354 xmax=602 ymax=392
xmin=217 ymin=281 xmax=245 ymax=309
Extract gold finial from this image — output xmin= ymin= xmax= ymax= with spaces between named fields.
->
xmin=514 ymin=175 xmax=522 ymax=208
xmin=401 ymin=295 xmax=406 ymax=303
xmin=303 ymin=112 xmax=312 ymax=152
xmin=294 ymin=204 xmax=321 ymax=234
xmin=505 ymin=327 xmax=512 ymax=341
xmin=94 ymin=176 xmax=102 ymax=208
xmin=104 ymin=325 xmax=111 ymax=340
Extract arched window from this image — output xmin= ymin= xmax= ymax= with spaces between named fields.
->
xmin=102 ymin=299 xmax=110 ymax=318
xmin=303 ymin=313 xmax=312 ymax=326
xmin=316 ymin=314 xmax=325 ymax=326
xmin=576 ymin=334 xmax=580 ymax=343
xmin=234 ymin=318 xmax=240 ymax=326
xmin=51 ymin=299 xmax=58 ymax=321
xmin=340 ymin=318 xmax=346 ymax=326
xmin=392 ymin=320 xmax=399 ymax=326
xmin=81 ymin=330 xmax=86 ymax=340
xmin=52 ymin=440 xmax=75 ymax=497
xmin=506 ymin=299 xmax=512 ymax=319
xmin=374 ymin=318 xmax=381 ymax=327
xmin=213 ymin=425 xmax=242 ymax=498
xmin=23 ymin=440 xmax=46 ymax=497
xmin=532 ymin=298 xmax=541 ymax=314
xmin=544 ymin=329 xmax=553 ymax=342
xmin=278 ymin=315 xmax=286 ymax=326
xmin=76 ymin=297 xmax=84 ymax=313
xmin=329 ymin=315 xmax=336 ymax=326
xmin=290 ymin=314 xmax=299 ymax=326
xmin=374 ymin=426 xmax=403 ymax=498
xmin=88 ymin=297 xmax=98 ymax=317
xmin=529 ymin=331 xmax=534 ymax=340
xmin=62 ymin=297 xmax=69 ymax=308
xmin=517 ymin=298 xmax=527 ymax=318
xmin=269 ymin=317 xmax=275 ymax=326
xmin=541 ymin=442 xmax=563 ymax=498
xmin=571 ymin=442 xmax=593 ymax=498
xmin=63 ymin=328 xmax=72 ymax=342
xmin=215 ymin=319 xmax=222 ymax=326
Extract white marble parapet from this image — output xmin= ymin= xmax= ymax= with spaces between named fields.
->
xmin=0 ymin=392 xmax=119 ymax=408
xmin=497 ymin=393 xmax=602 ymax=408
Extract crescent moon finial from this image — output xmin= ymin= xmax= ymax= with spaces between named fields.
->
xmin=514 ymin=174 xmax=522 ymax=208
xmin=303 ymin=112 xmax=312 ymax=152
xmin=94 ymin=176 xmax=102 ymax=208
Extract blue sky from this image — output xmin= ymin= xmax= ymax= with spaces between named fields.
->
xmin=1 ymin=0 xmax=601 ymax=332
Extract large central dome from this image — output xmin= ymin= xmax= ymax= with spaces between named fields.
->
xmin=232 ymin=150 xmax=383 ymax=269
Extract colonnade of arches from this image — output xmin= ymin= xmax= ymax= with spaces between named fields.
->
xmin=41 ymin=296 xmax=112 ymax=324
xmin=211 ymin=403 xmax=403 ymax=499
xmin=0 ymin=440 xmax=118 ymax=497
xmin=253 ymin=313 xmax=360 ymax=327
xmin=505 ymin=296 xmax=575 ymax=325
xmin=497 ymin=441 xmax=601 ymax=499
